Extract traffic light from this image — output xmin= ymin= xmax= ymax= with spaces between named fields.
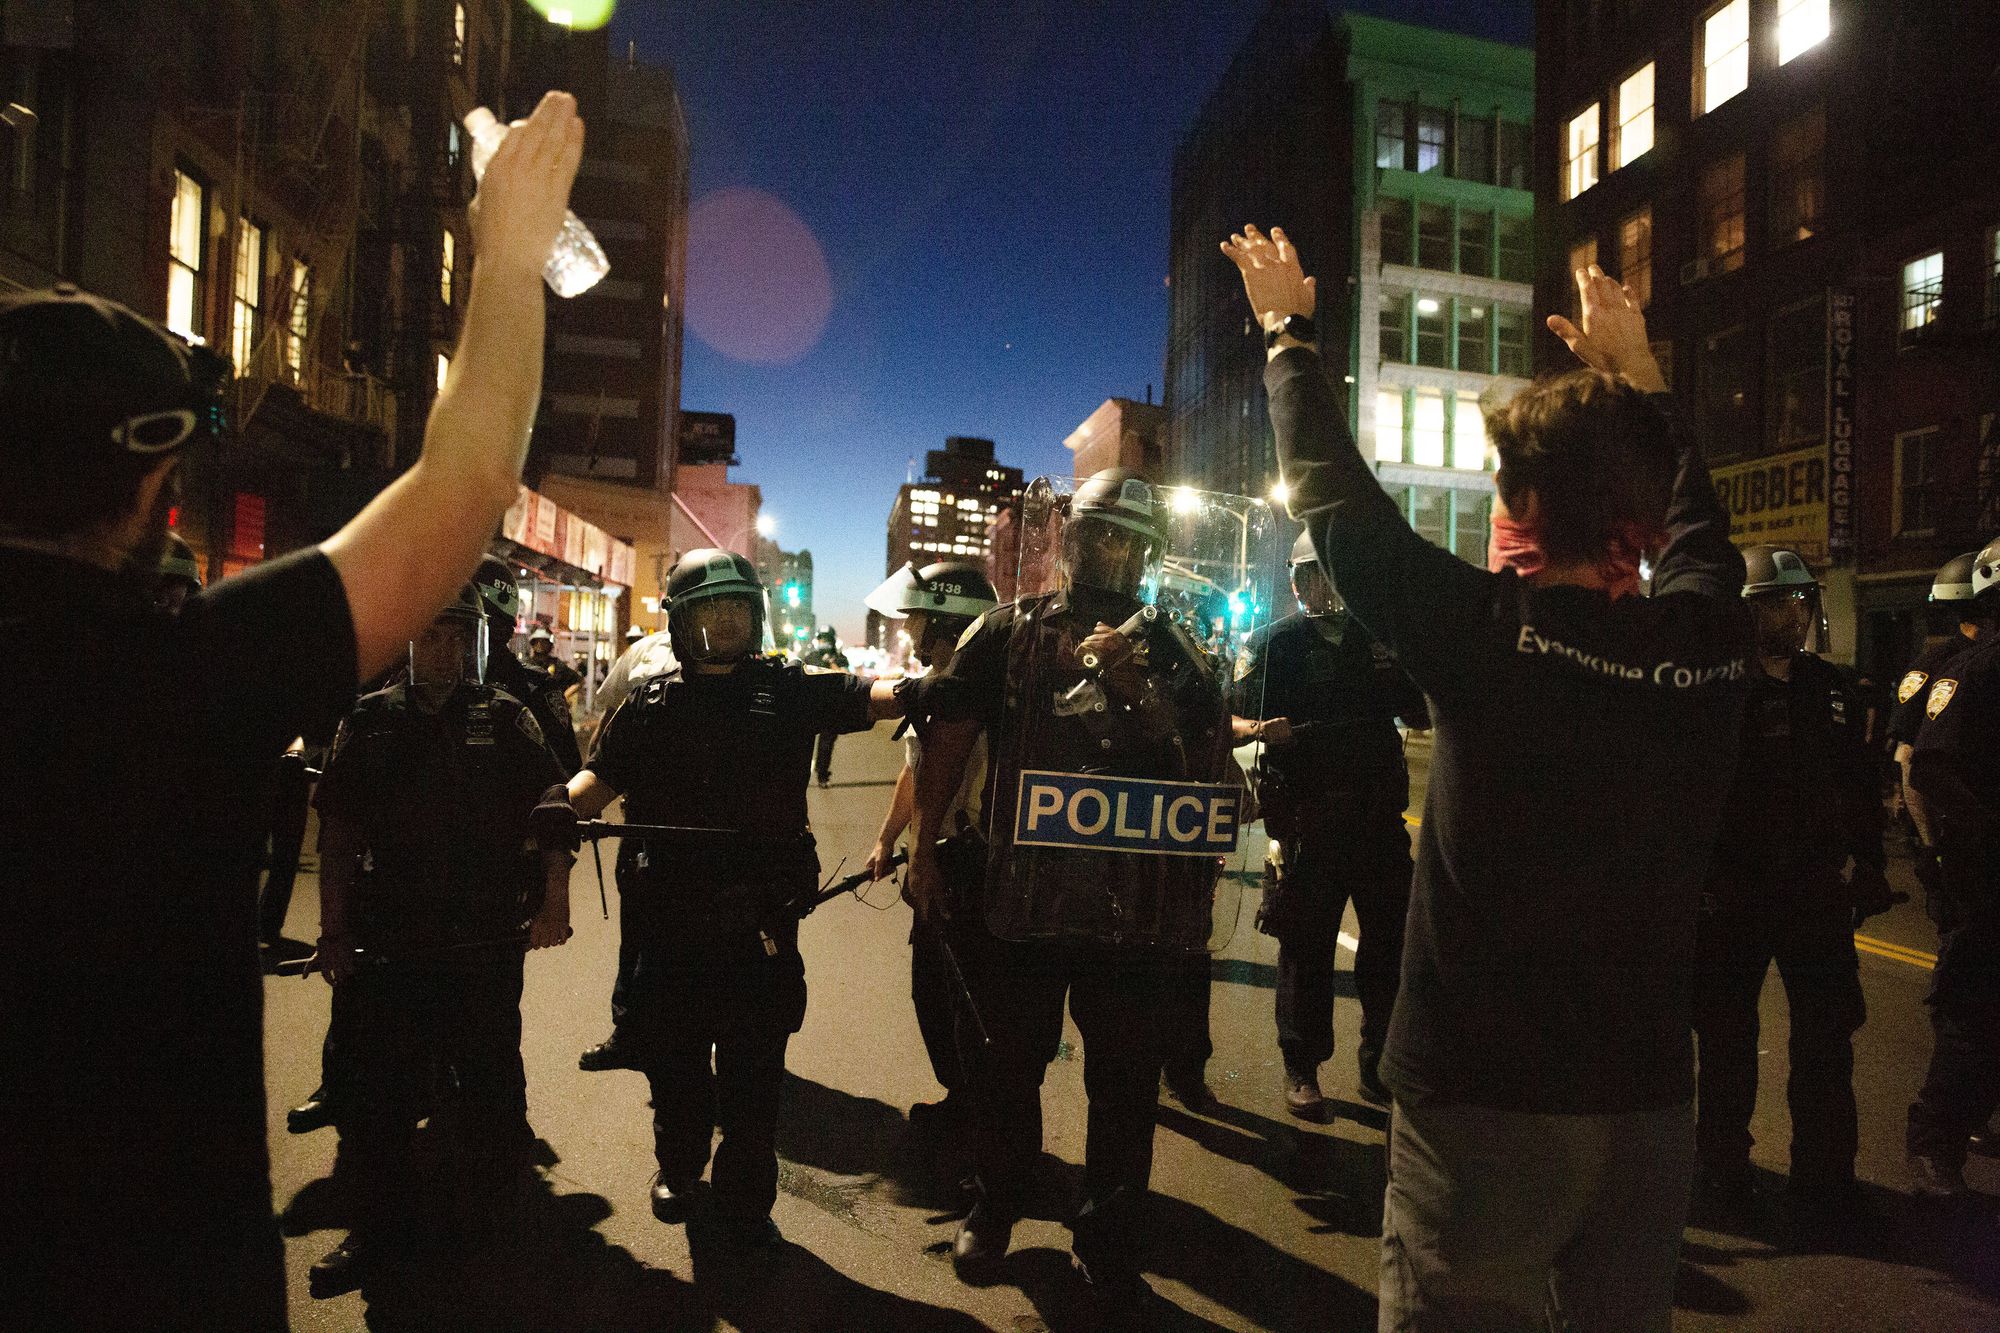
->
xmin=783 ymin=581 xmax=802 ymax=608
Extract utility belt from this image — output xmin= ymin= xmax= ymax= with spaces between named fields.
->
xmin=620 ymin=831 xmax=819 ymax=939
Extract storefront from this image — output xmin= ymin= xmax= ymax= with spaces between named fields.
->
xmin=494 ymin=485 xmax=637 ymax=718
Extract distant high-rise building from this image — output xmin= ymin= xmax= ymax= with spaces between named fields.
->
xmin=1066 ymin=397 xmax=1167 ymax=480
xmin=757 ymin=541 xmax=816 ymax=650
xmin=872 ymin=436 xmax=1024 ymax=647
xmin=1167 ymin=5 xmax=1534 ymax=566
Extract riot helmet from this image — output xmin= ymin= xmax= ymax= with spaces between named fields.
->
xmin=665 ymin=548 xmax=766 ymax=667
xmin=409 ymin=582 xmax=489 ymax=697
xmin=625 ymin=623 xmax=645 ymax=643
xmin=154 ymin=532 xmax=202 ymax=614
xmin=1288 ymin=529 xmax=1343 ymax=619
xmin=1972 ymin=534 xmax=2000 ymax=605
xmin=1930 ymin=552 xmax=1978 ymax=604
xmin=526 ymin=625 xmax=556 ymax=660
xmin=1741 ymin=544 xmax=1827 ymax=658
xmin=866 ymin=559 xmax=999 ymax=667
xmin=1063 ymin=468 xmax=1167 ymax=597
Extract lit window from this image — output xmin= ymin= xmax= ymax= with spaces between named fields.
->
xmin=453 ymin=3 xmax=467 ymax=66
xmin=230 ymin=220 xmax=262 ymax=374
xmin=1375 ymin=100 xmax=1408 ymax=169
xmin=1777 ymin=0 xmax=1829 ymax=64
xmin=1458 ymin=303 xmax=1490 ymax=373
xmin=441 ymin=229 xmax=455 ymax=305
xmin=1375 ymin=390 xmax=1404 ymax=464
xmin=1614 ymin=64 xmax=1655 ymax=169
xmin=1452 ymin=396 xmax=1488 ymax=471
xmin=1412 ymin=389 xmax=1446 ymax=467
xmin=1770 ymin=108 xmax=1824 ymax=245
xmin=1698 ymin=154 xmax=1746 ymax=274
xmin=1620 ymin=209 xmax=1653 ymax=309
xmin=1563 ymin=103 xmax=1600 ymax=200
xmin=1416 ymin=297 xmax=1449 ymax=368
xmin=1894 ymin=427 xmax=1944 ymax=536
xmin=1901 ymin=252 xmax=1944 ymax=344
xmin=167 ymin=169 xmax=205 ymax=339
xmin=1415 ymin=106 xmax=1449 ymax=174
xmin=1701 ymin=1 xmax=1750 ymax=114
xmin=437 ymin=352 xmax=450 ymax=390
xmin=286 ymin=260 xmax=311 ymax=381
xmin=1568 ymin=236 xmax=1598 ymax=318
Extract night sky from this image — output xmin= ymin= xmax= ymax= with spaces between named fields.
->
xmin=607 ymin=0 xmax=1533 ymax=642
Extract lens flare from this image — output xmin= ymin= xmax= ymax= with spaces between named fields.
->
xmin=525 ymin=0 xmax=615 ymax=31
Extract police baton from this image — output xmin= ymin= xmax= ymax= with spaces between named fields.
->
xmin=573 ymin=819 xmax=797 ymax=922
xmin=274 ymin=930 xmax=534 ymax=978
xmin=798 ymin=850 xmax=908 ymax=918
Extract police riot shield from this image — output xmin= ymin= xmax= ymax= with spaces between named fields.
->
xmin=983 ymin=476 xmax=1284 ymax=952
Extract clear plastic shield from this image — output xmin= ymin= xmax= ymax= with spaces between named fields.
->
xmin=979 ymin=479 xmax=1284 ymax=952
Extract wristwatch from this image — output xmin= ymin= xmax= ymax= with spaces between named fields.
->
xmin=1265 ymin=313 xmax=1317 ymax=348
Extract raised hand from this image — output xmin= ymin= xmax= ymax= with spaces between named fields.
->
xmin=1220 ymin=224 xmax=1317 ymax=334
xmin=1545 ymin=265 xmax=1667 ymax=393
xmin=470 ymin=91 xmax=586 ymax=283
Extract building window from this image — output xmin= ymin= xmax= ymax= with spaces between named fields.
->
xmin=1376 ymin=100 xmax=1408 ymax=169
xmin=1379 ymin=197 xmax=1412 ymax=265
xmin=1415 ymin=106 xmax=1449 ymax=174
xmin=1901 ymin=251 xmax=1944 ymax=345
xmin=1412 ymin=388 xmax=1447 ymax=466
xmin=1610 ymin=65 xmax=1653 ymax=173
xmin=1497 ymin=213 xmax=1532 ymax=282
xmin=286 ymin=260 xmax=311 ymax=381
xmin=1563 ymin=103 xmax=1601 ymax=200
xmin=1452 ymin=394 xmax=1489 ymax=470
xmin=1768 ymin=295 xmax=1827 ymax=452
xmin=1458 ymin=302 xmax=1491 ymax=373
xmin=1496 ymin=306 xmax=1531 ymax=376
xmin=1770 ymin=108 xmax=1824 ymax=246
xmin=1411 ymin=486 xmax=1451 ymax=548
xmin=1417 ymin=202 xmax=1451 ymax=270
xmin=1620 ymin=208 xmax=1653 ymax=309
xmin=167 ymin=168 xmax=205 ymax=339
xmin=1497 ymin=119 xmax=1531 ymax=190
xmin=1415 ymin=296 xmax=1449 ymax=368
xmin=1568 ymin=237 xmax=1599 ymax=318
xmin=453 ymin=3 xmax=467 ymax=67
xmin=1458 ymin=209 xmax=1492 ymax=277
xmin=1380 ymin=291 xmax=1411 ymax=363
xmin=448 ymin=122 xmax=463 ymax=169
xmin=1699 ymin=154 xmax=1747 ymax=274
xmin=1698 ymin=324 xmax=1754 ymax=461
xmin=230 ymin=219 xmax=262 ymax=374
xmin=1458 ymin=115 xmax=1493 ymax=184
xmin=1777 ymin=0 xmax=1830 ymax=65
xmin=1453 ymin=489 xmax=1491 ymax=565
xmin=1894 ymin=427 xmax=1944 ymax=536
xmin=437 ymin=352 xmax=451 ymax=390
xmin=441 ymin=229 xmax=455 ymax=305
xmin=1986 ymin=228 xmax=2000 ymax=327
xmin=1375 ymin=390 xmax=1405 ymax=463
xmin=1701 ymin=0 xmax=1751 ymax=114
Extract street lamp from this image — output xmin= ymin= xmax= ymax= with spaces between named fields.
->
xmin=1269 ymin=480 xmax=1290 ymax=508
xmin=722 ymin=512 xmax=778 ymax=554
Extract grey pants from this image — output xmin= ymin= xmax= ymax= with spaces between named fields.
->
xmin=1380 ymin=1097 xmax=1694 ymax=1333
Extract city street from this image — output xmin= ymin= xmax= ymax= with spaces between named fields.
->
xmin=266 ymin=725 xmax=2000 ymax=1332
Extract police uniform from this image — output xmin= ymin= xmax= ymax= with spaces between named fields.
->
xmin=1692 ymin=650 xmax=1883 ymax=1200
xmin=1888 ymin=631 xmax=1979 ymax=757
xmin=524 ymin=644 xmax=584 ymax=696
xmin=1233 ymin=608 xmax=1427 ymax=1092
xmin=803 ymin=635 xmax=851 ymax=784
xmin=491 ymin=644 xmax=584 ymax=775
xmin=584 ymin=654 xmax=876 ymax=1228
xmin=929 ymin=579 xmax=1232 ymax=1272
xmin=313 ymin=677 xmax=564 ymax=1248
xmin=903 ymin=720 xmax=988 ymax=1105
xmin=1906 ymin=636 xmax=2000 ymax=1178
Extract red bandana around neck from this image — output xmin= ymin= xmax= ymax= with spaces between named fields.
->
xmin=1488 ymin=512 xmax=1660 ymax=601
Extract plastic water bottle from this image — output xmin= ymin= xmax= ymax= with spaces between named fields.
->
xmin=463 ymin=106 xmax=608 ymax=298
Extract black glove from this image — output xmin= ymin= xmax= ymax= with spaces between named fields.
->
xmin=530 ymin=783 xmax=582 ymax=854
xmin=1847 ymin=862 xmax=1903 ymax=929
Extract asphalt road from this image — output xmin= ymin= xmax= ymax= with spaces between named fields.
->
xmin=264 ymin=725 xmax=2000 ymax=1331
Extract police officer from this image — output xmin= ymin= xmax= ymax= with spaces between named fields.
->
xmin=1889 ymin=552 xmax=1986 ymax=902
xmin=154 ymin=532 xmax=202 ymax=614
xmin=1905 ymin=534 xmax=2000 ymax=1198
xmin=550 ymin=549 xmax=901 ymax=1266
xmin=1691 ymin=545 xmax=1889 ymax=1222
xmin=910 ymin=468 xmax=1234 ymax=1300
xmin=307 ymin=584 xmax=574 ymax=1294
xmin=862 ymin=560 xmax=1001 ymax=1129
xmin=1234 ymin=530 xmax=1427 ymax=1117
xmin=475 ymin=555 xmax=584 ymax=775
xmin=804 ymin=626 xmax=851 ymax=787
xmin=523 ymin=624 xmax=584 ymax=696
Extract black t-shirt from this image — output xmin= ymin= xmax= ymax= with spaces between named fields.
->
xmin=1269 ymin=346 xmax=1751 ymax=1115
xmin=1708 ymin=653 xmax=1884 ymax=898
xmin=315 ymin=681 xmax=564 ymax=944
xmin=1231 ymin=610 xmax=1428 ymax=791
xmin=0 ymin=546 xmax=356 ymax=1326
xmin=1887 ymin=630 xmax=1980 ymax=748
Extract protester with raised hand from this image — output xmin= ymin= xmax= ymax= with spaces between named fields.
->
xmin=1227 ymin=226 xmax=1749 ymax=1332
xmin=0 ymin=90 xmax=583 ymax=1329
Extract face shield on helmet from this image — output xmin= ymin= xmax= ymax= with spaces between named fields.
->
xmin=665 ymin=548 xmax=769 ymax=667
xmin=866 ymin=560 xmax=1000 ymax=668
xmin=408 ymin=585 xmax=490 ymax=694
xmin=1741 ymin=545 xmax=1828 ymax=657
xmin=1288 ymin=530 xmax=1343 ymax=619
xmin=1060 ymin=470 xmax=1167 ymax=599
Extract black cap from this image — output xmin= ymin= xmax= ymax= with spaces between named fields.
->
xmin=0 ymin=284 xmax=216 ymax=468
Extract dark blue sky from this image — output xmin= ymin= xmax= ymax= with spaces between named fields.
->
xmin=608 ymin=0 xmax=1532 ymax=641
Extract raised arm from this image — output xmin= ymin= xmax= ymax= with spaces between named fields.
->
xmin=321 ymin=93 xmax=585 ymax=680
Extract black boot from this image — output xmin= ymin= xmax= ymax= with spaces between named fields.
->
xmin=287 ymin=1086 xmax=336 ymax=1135
xmin=951 ymin=1199 xmax=1015 ymax=1284
xmin=649 ymin=1171 xmax=711 ymax=1225
xmin=578 ymin=1037 xmax=638 ymax=1072
xmin=309 ymin=1234 xmax=371 ymax=1298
